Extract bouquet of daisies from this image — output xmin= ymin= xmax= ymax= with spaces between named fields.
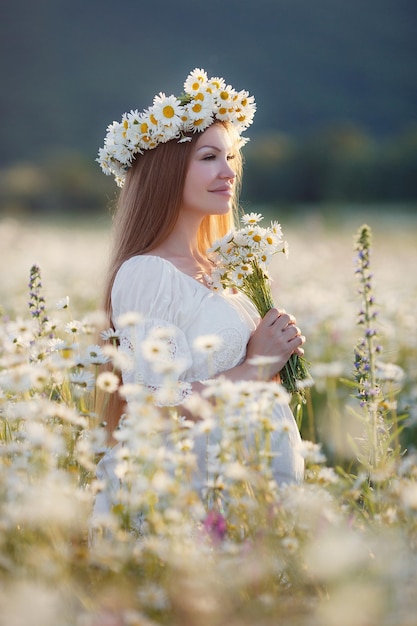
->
xmin=208 ymin=212 xmax=311 ymax=399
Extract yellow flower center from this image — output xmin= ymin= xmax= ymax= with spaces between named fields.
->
xmin=219 ymin=107 xmax=227 ymax=115
xmin=192 ymin=103 xmax=203 ymax=113
xmin=193 ymin=118 xmax=204 ymax=127
xmin=220 ymin=91 xmax=229 ymax=101
xmin=140 ymin=122 xmax=149 ymax=133
xmin=150 ymin=113 xmax=158 ymax=126
xmin=241 ymin=98 xmax=247 ymax=106
xmin=195 ymin=92 xmax=204 ymax=101
xmin=162 ymin=105 xmax=175 ymax=119
xmin=266 ymin=236 xmax=273 ymax=244
xmin=192 ymin=81 xmax=200 ymax=91
xmin=253 ymin=235 xmax=262 ymax=242
xmin=123 ymin=119 xmax=129 ymax=129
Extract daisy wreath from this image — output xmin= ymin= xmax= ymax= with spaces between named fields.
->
xmin=97 ymin=68 xmax=256 ymax=187
xmin=208 ymin=212 xmax=311 ymax=401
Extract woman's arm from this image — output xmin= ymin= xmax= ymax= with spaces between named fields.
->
xmin=185 ymin=308 xmax=304 ymax=413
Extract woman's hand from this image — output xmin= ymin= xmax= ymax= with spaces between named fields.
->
xmin=244 ymin=308 xmax=305 ymax=380
xmin=191 ymin=308 xmax=305 ymax=387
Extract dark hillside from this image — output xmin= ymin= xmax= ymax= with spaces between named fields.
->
xmin=1 ymin=0 xmax=416 ymax=166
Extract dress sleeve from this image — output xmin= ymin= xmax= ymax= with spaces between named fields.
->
xmin=111 ymin=256 xmax=194 ymax=405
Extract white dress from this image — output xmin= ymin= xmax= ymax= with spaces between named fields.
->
xmin=93 ymin=256 xmax=304 ymax=521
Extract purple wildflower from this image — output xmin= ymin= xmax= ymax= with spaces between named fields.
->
xmin=203 ymin=510 xmax=227 ymax=544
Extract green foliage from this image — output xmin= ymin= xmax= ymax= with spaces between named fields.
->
xmin=1 ymin=125 xmax=417 ymax=217
xmin=243 ymin=125 xmax=417 ymax=205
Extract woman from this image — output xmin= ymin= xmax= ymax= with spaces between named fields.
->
xmin=94 ymin=69 xmax=305 ymax=521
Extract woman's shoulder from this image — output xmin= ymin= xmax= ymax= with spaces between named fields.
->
xmin=119 ymin=254 xmax=172 ymax=272
xmin=112 ymin=255 xmax=196 ymax=318
xmin=114 ymin=255 xmax=181 ymax=293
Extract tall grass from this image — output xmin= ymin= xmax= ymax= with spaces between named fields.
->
xmin=0 ymin=213 xmax=416 ymax=625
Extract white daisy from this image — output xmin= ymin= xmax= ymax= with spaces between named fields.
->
xmin=96 ymin=371 xmax=120 ymax=394
xmin=100 ymin=327 xmax=121 ymax=341
xmin=118 ymin=382 xmax=143 ymax=400
xmin=110 ymin=143 xmax=132 ymax=165
xmin=241 ymin=212 xmax=263 ymax=225
xmin=102 ymin=344 xmax=133 ymax=371
xmin=185 ymin=96 xmax=214 ymax=122
xmin=206 ymin=76 xmax=226 ymax=94
xmin=152 ymin=93 xmax=183 ymax=129
xmin=105 ymin=121 xmax=126 ymax=147
xmin=64 ymin=320 xmax=82 ymax=335
xmin=193 ymin=334 xmax=224 ymax=353
xmin=187 ymin=113 xmax=214 ymax=133
xmin=298 ymin=440 xmax=327 ymax=464
xmin=270 ymin=220 xmax=283 ymax=239
xmin=84 ymin=344 xmax=109 ymax=365
xmin=152 ymin=357 xmax=187 ymax=376
xmin=233 ymin=90 xmax=256 ymax=130
xmin=70 ymin=370 xmax=96 ymax=391
xmin=229 ymin=268 xmax=246 ymax=287
xmin=214 ymin=85 xmax=237 ymax=120
xmin=149 ymin=325 xmax=178 ymax=341
xmin=116 ymin=311 xmax=143 ymax=327
xmin=141 ymin=337 xmax=171 ymax=362
xmin=28 ymin=365 xmax=50 ymax=390
xmin=184 ymin=68 xmax=208 ymax=94
xmin=247 ymin=355 xmax=281 ymax=367
xmin=56 ymin=296 xmax=70 ymax=309
xmin=126 ymin=108 xmax=141 ymax=124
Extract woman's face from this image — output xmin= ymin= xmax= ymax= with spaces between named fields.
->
xmin=181 ymin=123 xmax=238 ymax=219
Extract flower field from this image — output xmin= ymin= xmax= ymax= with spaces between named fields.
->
xmin=1 ymin=211 xmax=416 ymax=626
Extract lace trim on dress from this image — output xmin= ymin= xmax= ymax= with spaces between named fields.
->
xmin=188 ymin=327 xmax=246 ymax=382
xmin=118 ymin=328 xmax=192 ymax=406
xmin=211 ymin=327 xmax=245 ymax=372
xmin=119 ymin=330 xmax=134 ymax=373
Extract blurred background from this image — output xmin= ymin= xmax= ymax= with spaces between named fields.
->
xmin=1 ymin=0 xmax=416 ymax=465
xmin=1 ymin=0 xmax=416 ymax=218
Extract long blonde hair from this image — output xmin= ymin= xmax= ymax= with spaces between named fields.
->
xmin=101 ymin=121 xmax=243 ymax=433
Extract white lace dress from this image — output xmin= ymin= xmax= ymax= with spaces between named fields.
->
xmin=93 ymin=256 xmax=304 ymax=520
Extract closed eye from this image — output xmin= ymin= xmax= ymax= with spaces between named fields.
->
xmin=202 ymin=153 xmax=235 ymax=161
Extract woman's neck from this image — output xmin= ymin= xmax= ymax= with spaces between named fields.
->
xmin=149 ymin=212 xmax=203 ymax=261
xmin=146 ymin=232 xmax=213 ymax=281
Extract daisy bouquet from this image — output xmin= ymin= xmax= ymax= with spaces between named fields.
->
xmin=208 ymin=213 xmax=310 ymax=398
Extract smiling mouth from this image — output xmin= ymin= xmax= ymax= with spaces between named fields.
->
xmin=210 ymin=187 xmax=233 ymax=195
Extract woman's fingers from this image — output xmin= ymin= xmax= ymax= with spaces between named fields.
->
xmin=264 ymin=308 xmax=291 ymax=330
xmin=257 ymin=308 xmax=305 ymax=352
xmin=262 ymin=307 xmax=281 ymax=326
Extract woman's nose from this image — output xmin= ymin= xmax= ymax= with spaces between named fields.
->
xmin=221 ymin=160 xmax=236 ymax=180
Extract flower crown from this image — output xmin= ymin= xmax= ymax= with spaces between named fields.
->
xmin=97 ymin=68 xmax=256 ymax=187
